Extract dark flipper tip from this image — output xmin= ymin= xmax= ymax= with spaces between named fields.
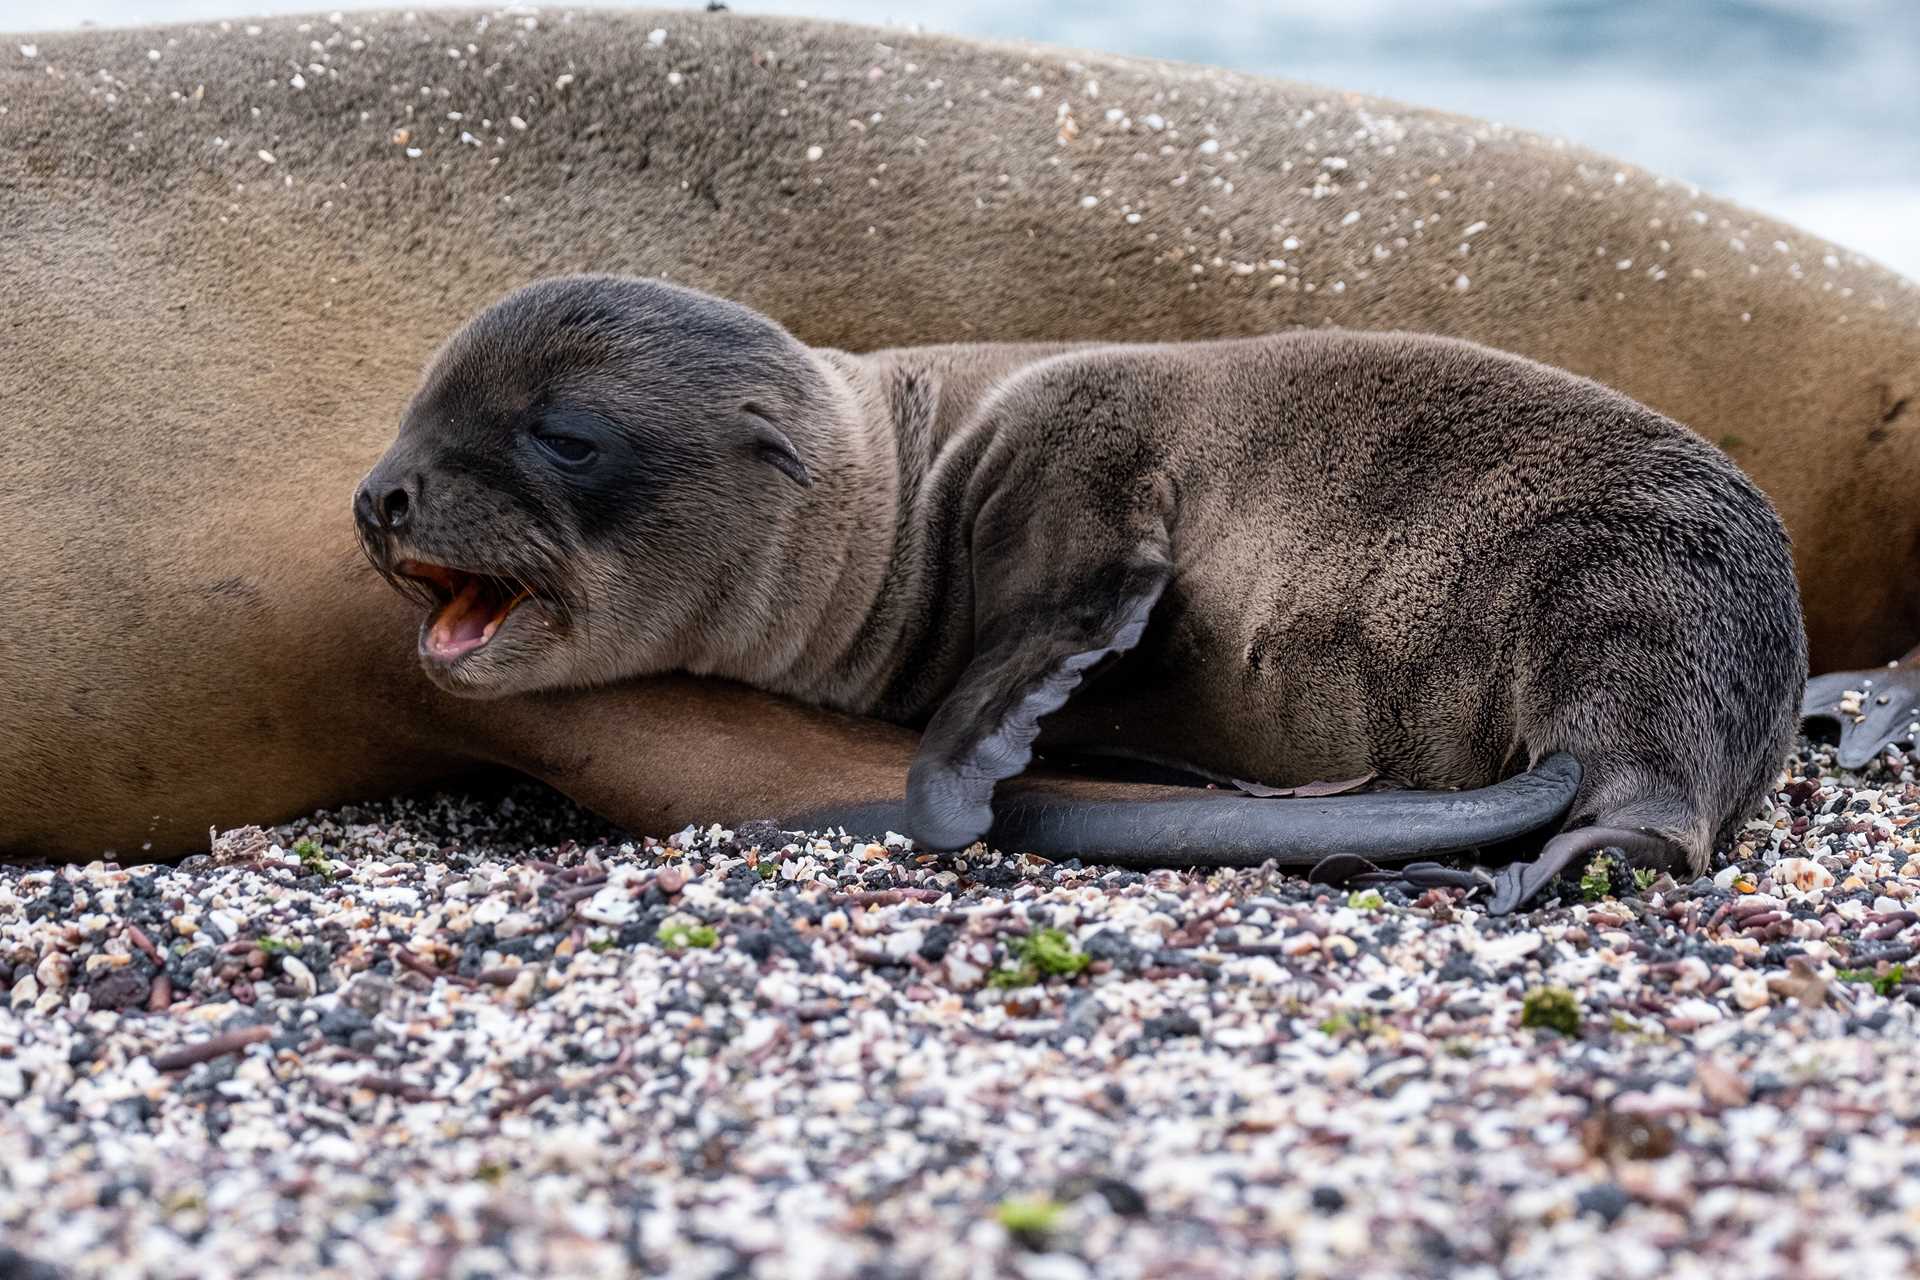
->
xmin=1802 ymin=665 xmax=1920 ymax=770
xmin=1487 ymin=826 xmax=1677 ymax=916
xmin=1311 ymin=854 xmax=1491 ymax=895
xmin=1393 ymin=861 xmax=1493 ymax=892
xmin=904 ymin=760 xmax=994 ymax=852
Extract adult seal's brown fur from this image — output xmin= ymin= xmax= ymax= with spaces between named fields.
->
xmin=359 ymin=275 xmax=1806 ymax=912
xmin=2 ymin=8 xmax=1914 ymax=861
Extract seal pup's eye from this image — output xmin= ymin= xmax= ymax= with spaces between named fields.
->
xmin=532 ymin=431 xmax=597 ymax=467
xmin=740 ymin=403 xmax=812 ymax=488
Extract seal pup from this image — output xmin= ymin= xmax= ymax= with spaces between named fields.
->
xmin=3 ymin=9 xmax=1910 ymax=862
xmin=357 ymin=276 xmax=1807 ymax=911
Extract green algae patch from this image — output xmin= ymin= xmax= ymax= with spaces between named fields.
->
xmin=657 ymin=919 xmax=718 ymax=950
xmin=293 ymin=838 xmax=337 ymax=879
xmin=1837 ymin=964 xmax=1905 ymax=997
xmin=990 ymin=927 xmax=1091 ymax=988
xmin=996 ymin=1196 xmax=1063 ymax=1247
xmin=1521 ymin=986 xmax=1581 ymax=1037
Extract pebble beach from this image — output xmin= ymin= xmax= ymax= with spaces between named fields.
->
xmin=3 ymin=737 xmax=1918 ymax=1279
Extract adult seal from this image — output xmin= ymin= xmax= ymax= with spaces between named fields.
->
xmin=357 ymin=275 xmax=1807 ymax=912
xmin=2 ymin=8 xmax=1914 ymax=861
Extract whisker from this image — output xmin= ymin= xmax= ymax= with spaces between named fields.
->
xmin=354 ymin=524 xmax=444 ymax=613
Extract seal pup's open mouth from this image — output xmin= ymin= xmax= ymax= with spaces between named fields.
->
xmin=396 ymin=559 xmax=535 ymax=662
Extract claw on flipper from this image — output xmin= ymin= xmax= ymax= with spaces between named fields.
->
xmin=1802 ymin=658 xmax=1920 ymax=770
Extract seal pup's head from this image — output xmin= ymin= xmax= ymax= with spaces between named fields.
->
xmin=356 ymin=274 xmax=835 ymax=697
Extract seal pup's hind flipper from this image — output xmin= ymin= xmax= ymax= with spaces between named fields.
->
xmin=1485 ymin=826 xmax=1681 ymax=917
xmin=1802 ymin=653 xmax=1920 ymax=769
xmin=782 ymin=754 xmax=1585 ymax=898
xmin=978 ymin=753 xmax=1582 ymax=872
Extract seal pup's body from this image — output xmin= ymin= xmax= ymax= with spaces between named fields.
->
xmin=359 ymin=277 xmax=1806 ymax=910
xmin=3 ymin=10 xmax=1909 ymax=861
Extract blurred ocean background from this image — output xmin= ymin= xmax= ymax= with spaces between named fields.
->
xmin=13 ymin=0 xmax=1918 ymax=278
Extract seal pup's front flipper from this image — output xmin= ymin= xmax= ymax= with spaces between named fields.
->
xmin=905 ymin=563 xmax=1171 ymax=851
xmin=1802 ymin=649 xmax=1920 ymax=769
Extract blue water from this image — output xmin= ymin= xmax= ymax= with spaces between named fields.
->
xmin=12 ymin=0 xmax=1919 ymax=276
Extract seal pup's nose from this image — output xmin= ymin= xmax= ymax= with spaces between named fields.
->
xmin=355 ymin=477 xmax=416 ymax=531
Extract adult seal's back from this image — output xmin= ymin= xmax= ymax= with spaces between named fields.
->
xmin=358 ymin=275 xmax=1807 ymax=912
xmin=1 ymin=7 xmax=1913 ymax=859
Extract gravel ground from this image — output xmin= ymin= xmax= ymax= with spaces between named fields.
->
xmin=4 ymin=738 xmax=1919 ymax=1279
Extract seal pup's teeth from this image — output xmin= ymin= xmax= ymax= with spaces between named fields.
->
xmin=480 ymin=588 xmax=534 ymax=643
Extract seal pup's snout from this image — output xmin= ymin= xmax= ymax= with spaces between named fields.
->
xmin=350 ymin=447 xmax=570 ymax=694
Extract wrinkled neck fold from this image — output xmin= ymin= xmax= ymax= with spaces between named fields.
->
xmin=684 ymin=349 xmax=904 ymax=703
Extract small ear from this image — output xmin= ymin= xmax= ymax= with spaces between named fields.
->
xmin=740 ymin=406 xmax=813 ymax=488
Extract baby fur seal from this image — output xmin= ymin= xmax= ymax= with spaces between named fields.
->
xmin=7 ymin=9 xmax=1912 ymax=863
xmin=358 ymin=275 xmax=1808 ymax=912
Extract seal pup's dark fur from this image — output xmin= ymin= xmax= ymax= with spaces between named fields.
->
xmin=359 ymin=276 xmax=1808 ymax=911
